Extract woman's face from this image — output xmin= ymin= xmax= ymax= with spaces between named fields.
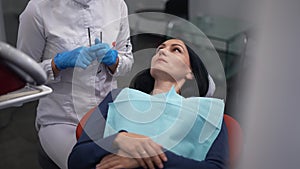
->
xmin=150 ymin=39 xmax=192 ymax=82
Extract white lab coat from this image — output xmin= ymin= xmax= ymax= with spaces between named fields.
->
xmin=17 ymin=0 xmax=133 ymax=168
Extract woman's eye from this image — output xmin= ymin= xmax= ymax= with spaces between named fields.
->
xmin=173 ymin=48 xmax=182 ymax=53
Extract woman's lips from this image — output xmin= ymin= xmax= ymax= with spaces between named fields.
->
xmin=157 ymin=58 xmax=167 ymax=63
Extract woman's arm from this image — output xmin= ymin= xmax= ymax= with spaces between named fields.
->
xmin=68 ymin=89 xmax=122 ymax=169
xmin=69 ymin=114 xmax=228 ymax=169
xmin=69 ymin=89 xmax=228 ymax=169
xmin=162 ymin=122 xmax=229 ymax=169
xmin=93 ymin=121 xmax=228 ymax=169
xmin=95 ymin=151 xmax=140 ymax=169
xmin=68 ymin=89 xmax=167 ymax=169
xmin=68 ymin=132 xmax=118 ymax=169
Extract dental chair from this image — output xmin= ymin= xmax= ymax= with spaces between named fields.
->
xmin=224 ymin=114 xmax=243 ymax=168
xmin=0 ymin=41 xmax=52 ymax=109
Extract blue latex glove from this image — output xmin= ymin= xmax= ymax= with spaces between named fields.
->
xmin=54 ymin=45 xmax=101 ymax=70
xmin=94 ymin=38 xmax=118 ymax=66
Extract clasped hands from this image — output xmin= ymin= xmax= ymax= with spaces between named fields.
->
xmin=96 ymin=132 xmax=168 ymax=169
xmin=53 ymin=38 xmax=118 ymax=70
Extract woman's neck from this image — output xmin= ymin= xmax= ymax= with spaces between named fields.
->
xmin=152 ymin=79 xmax=183 ymax=95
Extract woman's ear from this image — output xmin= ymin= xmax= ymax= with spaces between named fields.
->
xmin=186 ymin=72 xmax=194 ymax=80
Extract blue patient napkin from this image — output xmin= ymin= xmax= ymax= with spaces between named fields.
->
xmin=104 ymin=87 xmax=224 ymax=161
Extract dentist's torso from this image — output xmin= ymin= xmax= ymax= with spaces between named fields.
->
xmin=35 ymin=0 xmax=127 ymax=128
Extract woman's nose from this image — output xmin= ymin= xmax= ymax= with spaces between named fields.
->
xmin=158 ymin=48 xmax=167 ymax=56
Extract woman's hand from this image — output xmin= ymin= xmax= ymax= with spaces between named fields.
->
xmin=113 ymin=132 xmax=168 ymax=169
xmin=96 ymin=152 xmax=139 ymax=169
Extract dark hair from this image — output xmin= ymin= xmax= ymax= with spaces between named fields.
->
xmin=129 ymin=39 xmax=209 ymax=97
xmin=185 ymin=45 xmax=209 ymax=96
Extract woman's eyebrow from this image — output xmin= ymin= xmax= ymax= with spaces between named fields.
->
xmin=171 ymin=44 xmax=184 ymax=49
xmin=158 ymin=44 xmax=166 ymax=48
xmin=171 ymin=44 xmax=186 ymax=53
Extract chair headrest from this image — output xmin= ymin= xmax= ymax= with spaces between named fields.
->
xmin=0 ymin=42 xmax=47 ymax=95
xmin=129 ymin=69 xmax=154 ymax=94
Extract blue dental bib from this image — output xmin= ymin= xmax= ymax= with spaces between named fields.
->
xmin=104 ymin=87 xmax=224 ymax=161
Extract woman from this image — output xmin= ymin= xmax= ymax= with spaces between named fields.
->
xmin=68 ymin=39 xmax=228 ymax=169
xmin=17 ymin=0 xmax=133 ymax=168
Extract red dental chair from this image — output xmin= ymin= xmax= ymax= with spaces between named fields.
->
xmin=0 ymin=41 xmax=51 ymax=109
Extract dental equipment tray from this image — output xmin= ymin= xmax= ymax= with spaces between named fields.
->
xmin=0 ymin=85 xmax=52 ymax=109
